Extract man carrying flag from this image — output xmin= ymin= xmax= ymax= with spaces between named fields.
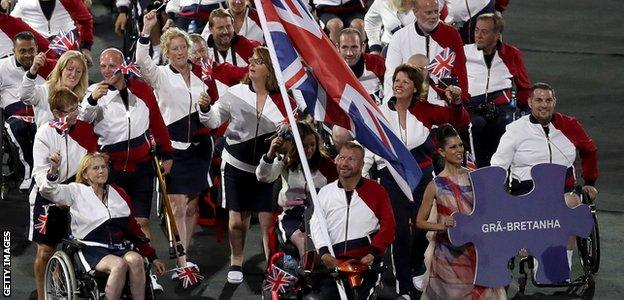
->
xmin=79 ymin=47 xmax=173 ymax=293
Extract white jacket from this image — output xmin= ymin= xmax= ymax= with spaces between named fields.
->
xmin=443 ymin=0 xmax=492 ymax=23
xmin=18 ymin=74 xmax=53 ymax=128
xmin=11 ymin=0 xmax=76 ymax=37
xmin=464 ymin=43 xmax=512 ymax=98
xmin=364 ymin=0 xmax=415 ymax=50
xmin=491 ymin=115 xmax=576 ymax=183
xmin=0 ymin=56 xmax=45 ymax=113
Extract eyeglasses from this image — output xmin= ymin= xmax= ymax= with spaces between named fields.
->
xmin=249 ymin=58 xmax=265 ymax=65
xmin=58 ymin=105 xmax=81 ymax=115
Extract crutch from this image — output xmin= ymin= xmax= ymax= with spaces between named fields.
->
xmin=148 ymin=132 xmax=185 ymax=258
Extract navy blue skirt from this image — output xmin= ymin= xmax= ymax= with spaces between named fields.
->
xmin=221 ymin=162 xmax=275 ymax=212
xmin=167 ymin=145 xmax=209 ymax=195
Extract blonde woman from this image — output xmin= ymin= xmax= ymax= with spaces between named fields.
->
xmin=364 ymin=0 xmax=416 ymax=55
xmin=19 ymin=50 xmax=88 ymax=127
xmin=40 ymin=152 xmax=166 ymax=300
xmin=138 ymin=10 xmax=216 ymax=274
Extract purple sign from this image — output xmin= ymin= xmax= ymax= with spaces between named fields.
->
xmin=448 ymin=163 xmax=594 ymax=287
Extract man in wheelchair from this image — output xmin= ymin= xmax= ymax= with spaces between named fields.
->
xmin=41 ymin=152 xmax=165 ymax=299
xmin=491 ymin=82 xmax=599 ymax=275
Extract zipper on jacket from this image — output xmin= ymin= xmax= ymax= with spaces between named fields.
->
xmin=545 ymin=130 xmax=552 ymax=163
xmin=188 ymin=91 xmax=193 ymax=142
xmin=103 ymin=188 xmax=114 ymax=247
xmin=484 ymin=63 xmax=492 ymax=101
xmin=64 ymin=135 xmax=69 ymax=181
xmin=123 ymin=109 xmax=131 ymax=171
xmin=343 ymin=192 xmax=352 ymax=256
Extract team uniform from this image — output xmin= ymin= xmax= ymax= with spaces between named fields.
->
xmin=199 ymin=83 xmax=294 ymax=212
xmin=350 ymin=53 xmax=385 ymax=104
xmin=19 ymin=71 xmax=57 ymax=128
xmin=29 ymin=120 xmax=98 ymax=245
xmin=0 ymin=13 xmax=51 ymax=58
xmin=0 ymin=56 xmax=54 ymax=189
xmin=256 ymin=155 xmax=337 ymax=242
xmin=464 ymin=41 xmax=532 ymax=167
xmin=384 ymin=21 xmax=469 ymax=105
xmin=491 ymin=113 xmax=599 ymax=194
xmin=228 ymin=6 xmax=264 ymax=44
xmin=136 ymin=36 xmax=215 ymax=195
xmin=10 ymin=0 xmax=94 ymax=50
xmin=363 ymin=0 xmax=416 ymax=53
xmin=310 ymin=178 xmax=395 ymax=299
xmin=80 ymin=78 xmax=173 ymax=218
xmin=443 ymin=0 xmax=495 ymax=44
xmin=38 ymin=179 xmax=158 ymax=271
xmin=364 ymin=97 xmax=469 ymax=295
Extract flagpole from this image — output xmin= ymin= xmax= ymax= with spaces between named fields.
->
xmin=254 ymin=1 xmax=347 ymax=298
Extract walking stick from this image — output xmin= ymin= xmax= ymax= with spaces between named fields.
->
xmin=148 ymin=132 xmax=185 ymax=258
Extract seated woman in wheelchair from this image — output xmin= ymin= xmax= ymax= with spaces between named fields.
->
xmin=40 ymin=152 xmax=166 ymax=299
xmin=256 ymin=121 xmax=337 ymax=264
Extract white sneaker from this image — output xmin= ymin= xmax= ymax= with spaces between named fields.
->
xmin=150 ymin=274 xmax=163 ymax=293
xmin=412 ymin=275 xmax=424 ymax=291
xmin=227 ymin=266 xmax=244 ymax=284
xmin=19 ymin=178 xmax=32 ymax=191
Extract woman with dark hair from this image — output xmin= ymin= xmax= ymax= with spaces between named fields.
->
xmin=256 ymin=121 xmax=337 ymax=262
xmin=416 ymin=124 xmax=505 ymax=299
xmin=364 ymin=63 xmax=470 ymax=297
xmin=198 ymin=46 xmax=297 ymax=284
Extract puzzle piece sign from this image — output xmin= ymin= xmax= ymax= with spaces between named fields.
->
xmin=448 ymin=164 xmax=594 ymax=288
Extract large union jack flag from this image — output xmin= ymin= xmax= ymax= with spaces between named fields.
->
xmin=255 ymin=0 xmax=421 ymax=199
xmin=263 ymin=264 xmax=296 ymax=293
xmin=48 ymin=29 xmax=80 ymax=56
xmin=427 ymin=48 xmax=456 ymax=79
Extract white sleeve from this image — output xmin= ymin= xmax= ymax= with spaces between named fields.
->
xmin=31 ymin=132 xmax=52 ymax=190
xmin=383 ymin=34 xmax=403 ymax=101
xmin=362 ymin=148 xmax=377 ymax=179
xmin=256 ymin=156 xmax=285 ymax=183
xmin=490 ymin=125 xmax=516 ymax=169
xmin=166 ymin=0 xmax=181 ymax=14
xmin=364 ymin=1 xmax=383 ymax=49
xmin=309 ymin=188 xmax=333 ymax=252
xmin=135 ymin=40 xmax=162 ymax=87
xmin=18 ymin=73 xmax=44 ymax=106
xmin=78 ymin=95 xmax=100 ymax=124
xmin=199 ymin=92 xmax=232 ymax=129
xmin=38 ymin=179 xmax=76 ymax=207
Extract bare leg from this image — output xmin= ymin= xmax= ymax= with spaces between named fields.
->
xmin=135 ymin=217 xmax=151 ymax=239
xmin=258 ymin=212 xmax=274 ymax=261
xmin=185 ymin=197 xmax=199 ymax=250
xmin=34 ymin=243 xmax=56 ymax=300
xmin=95 ymin=255 xmax=128 ymax=300
xmin=229 ymin=211 xmax=251 ymax=266
xmin=170 ymin=194 xmax=189 ymax=267
xmin=123 ymin=251 xmax=145 ymax=300
xmin=289 ymin=230 xmax=307 ymax=266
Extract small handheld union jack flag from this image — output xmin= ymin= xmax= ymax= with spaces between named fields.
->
xmin=48 ymin=29 xmax=80 ymax=56
xmin=262 ymin=264 xmax=296 ymax=293
xmin=427 ymin=48 xmax=456 ymax=79
xmin=115 ymin=59 xmax=142 ymax=79
xmin=34 ymin=206 xmax=50 ymax=234
xmin=174 ymin=266 xmax=204 ymax=288
xmin=49 ymin=117 xmax=69 ymax=134
xmin=200 ymin=57 xmax=214 ymax=83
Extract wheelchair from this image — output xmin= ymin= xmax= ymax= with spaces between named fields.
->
xmin=515 ymin=190 xmax=600 ymax=294
xmin=44 ymin=238 xmax=155 ymax=300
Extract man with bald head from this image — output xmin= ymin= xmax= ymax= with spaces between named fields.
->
xmin=79 ymin=47 xmax=174 ymax=292
xmin=384 ymin=0 xmax=469 ymax=106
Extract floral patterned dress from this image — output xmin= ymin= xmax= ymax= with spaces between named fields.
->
xmin=422 ymin=172 xmax=506 ymax=300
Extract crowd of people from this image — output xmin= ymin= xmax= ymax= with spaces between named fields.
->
xmin=0 ymin=0 xmax=599 ymax=299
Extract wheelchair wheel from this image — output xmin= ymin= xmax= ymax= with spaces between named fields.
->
xmin=576 ymin=212 xmax=600 ymax=274
xmin=44 ymin=251 xmax=77 ymax=300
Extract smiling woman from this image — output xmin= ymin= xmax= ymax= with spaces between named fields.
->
xmin=18 ymin=50 xmax=89 ymax=128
